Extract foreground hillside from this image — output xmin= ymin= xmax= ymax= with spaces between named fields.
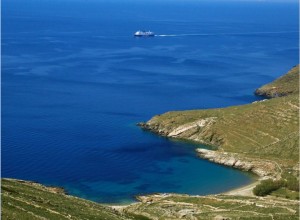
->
xmin=1 ymin=178 xmax=138 ymax=220
xmin=3 ymin=178 xmax=299 ymax=220
xmin=124 ymin=193 xmax=299 ymax=220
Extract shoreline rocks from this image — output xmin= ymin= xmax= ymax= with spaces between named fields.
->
xmin=196 ymin=149 xmax=277 ymax=177
xmin=139 ymin=122 xmax=279 ymax=178
xmin=137 ymin=121 xmax=169 ymax=136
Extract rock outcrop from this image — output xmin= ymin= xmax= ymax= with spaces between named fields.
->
xmin=196 ymin=149 xmax=277 ymax=177
xmin=138 ymin=116 xmax=223 ymax=147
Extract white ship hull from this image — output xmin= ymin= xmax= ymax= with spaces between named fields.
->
xmin=134 ymin=30 xmax=155 ymax=37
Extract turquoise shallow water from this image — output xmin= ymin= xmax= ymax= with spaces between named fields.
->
xmin=2 ymin=0 xmax=299 ymax=203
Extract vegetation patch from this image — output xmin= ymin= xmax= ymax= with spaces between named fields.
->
xmin=253 ymin=172 xmax=300 ymax=198
xmin=271 ymin=188 xmax=299 ymax=200
xmin=253 ymin=179 xmax=285 ymax=196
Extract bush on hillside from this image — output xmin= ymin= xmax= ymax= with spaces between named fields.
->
xmin=286 ymin=176 xmax=299 ymax=192
xmin=253 ymin=179 xmax=285 ymax=196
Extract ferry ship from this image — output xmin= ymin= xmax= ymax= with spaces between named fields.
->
xmin=134 ymin=30 xmax=155 ymax=37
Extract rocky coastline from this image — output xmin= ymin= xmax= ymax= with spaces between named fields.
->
xmin=196 ymin=149 xmax=277 ymax=177
xmin=139 ymin=121 xmax=278 ymax=178
xmin=138 ymin=120 xmax=279 ymax=178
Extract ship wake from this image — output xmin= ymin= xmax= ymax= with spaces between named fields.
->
xmin=156 ymin=31 xmax=297 ymax=37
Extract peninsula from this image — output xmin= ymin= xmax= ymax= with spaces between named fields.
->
xmin=2 ymin=65 xmax=299 ymax=219
xmin=139 ymin=65 xmax=299 ymax=178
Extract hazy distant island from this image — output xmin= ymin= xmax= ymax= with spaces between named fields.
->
xmin=2 ymin=66 xmax=299 ymax=219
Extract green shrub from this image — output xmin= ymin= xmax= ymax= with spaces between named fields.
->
xmin=253 ymin=179 xmax=285 ymax=196
xmin=286 ymin=176 xmax=299 ymax=192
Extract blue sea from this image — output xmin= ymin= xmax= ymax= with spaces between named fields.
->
xmin=2 ymin=0 xmax=299 ymax=204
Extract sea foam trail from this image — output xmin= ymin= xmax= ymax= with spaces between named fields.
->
xmin=155 ymin=31 xmax=298 ymax=37
xmin=92 ymin=31 xmax=297 ymax=38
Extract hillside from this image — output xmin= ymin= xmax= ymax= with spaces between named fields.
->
xmin=255 ymin=65 xmax=299 ymax=98
xmin=1 ymin=178 xmax=140 ymax=220
xmin=124 ymin=193 xmax=299 ymax=220
xmin=140 ymin=66 xmax=299 ymax=176
xmin=3 ymin=178 xmax=299 ymax=220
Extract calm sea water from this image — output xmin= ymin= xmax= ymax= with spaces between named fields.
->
xmin=2 ymin=0 xmax=299 ymax=203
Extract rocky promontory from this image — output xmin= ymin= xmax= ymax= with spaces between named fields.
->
xmin=139 ymin=66 xmax=299 ymax=178
xmin=196 ymin=149 xmax=277 ymax=177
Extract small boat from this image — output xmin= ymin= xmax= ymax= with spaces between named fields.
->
xmin=134 ymin=30 xmax=155 ymax=37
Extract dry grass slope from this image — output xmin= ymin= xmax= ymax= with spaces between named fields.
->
xmin=124 ymin=193 xmax=299 ymax=220
xmin=1 ymin=178 xmax=134 ymax=220
xmin=3 ymin=178 xmax=299 ymax=220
